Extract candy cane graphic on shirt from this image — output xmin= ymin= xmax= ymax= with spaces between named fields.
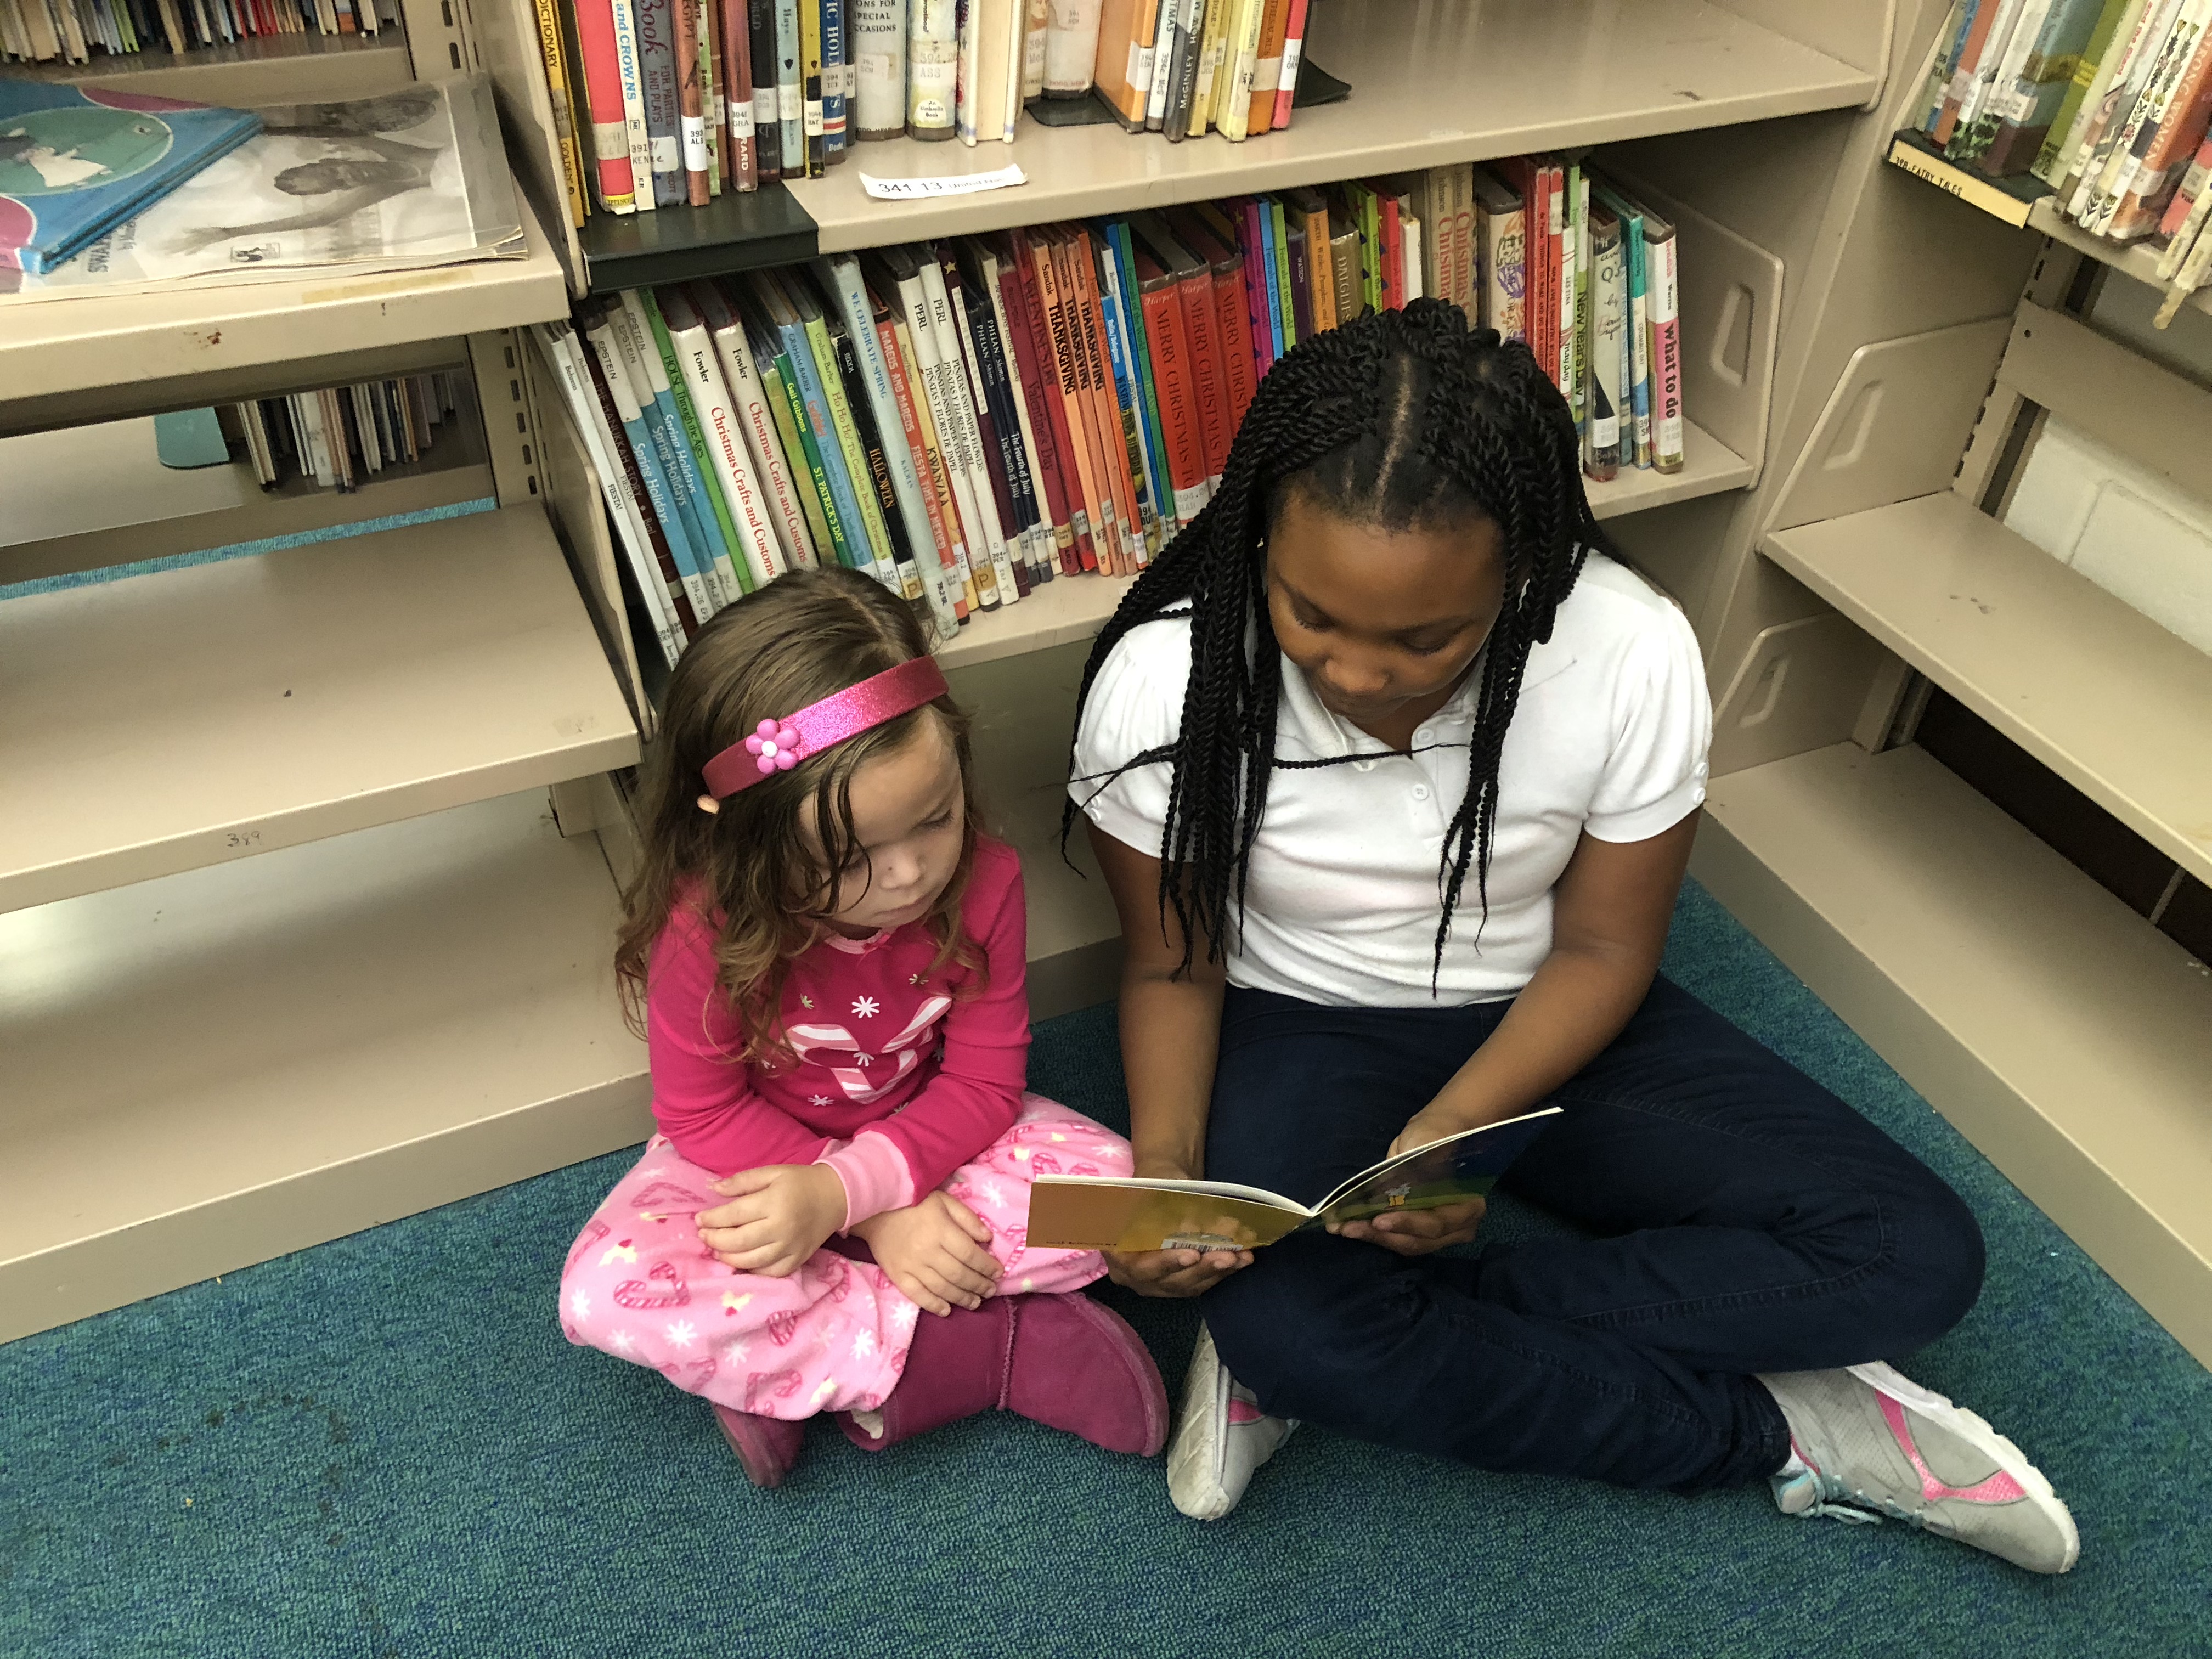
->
xmin=784 ymin=995 xmax=953 ymax=1103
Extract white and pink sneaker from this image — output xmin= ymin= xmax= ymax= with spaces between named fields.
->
xmin=1167 ymin=1324 xmax=1297 ymax=1520
xmin=1759 ymin=1361 xmax=2079 ymax=1573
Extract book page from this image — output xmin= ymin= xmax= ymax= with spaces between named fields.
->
xmin=1311 ymin=1105 xmax=1562 ymax=1226
xmin=1026 ymin=1176 xmax=1310 ymax=1252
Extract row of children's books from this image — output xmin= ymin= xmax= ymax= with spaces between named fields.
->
xmin=530 ymin=164 xmax=1692 ymax=673
xmin=1917 ymin=0 xmax=2212 ymax=318
xmin=2 ymin=0 xmax=390 ymax=61
xmin=227 ymin=371 xmax=463 ymax=494
xmin=532 ymin=0 xmax=1313 ymax=227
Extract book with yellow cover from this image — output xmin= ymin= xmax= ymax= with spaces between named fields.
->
xmin=1025 ymin=1106 xmax=1562 ymax=1252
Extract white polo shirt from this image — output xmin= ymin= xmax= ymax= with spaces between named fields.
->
xmin=1070 ymin=552 xmax=1711 ymax=1007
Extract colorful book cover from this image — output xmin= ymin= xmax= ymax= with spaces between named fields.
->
xmin=0 ymin=84 xmax=260 ymax=274
xmin=645 ymin=288 xmax=753 ymax=594
xmin=614 ymin=292 xmax=731 ymax=610
xmin=1090 ymin=232 xmax=1165 ymax=553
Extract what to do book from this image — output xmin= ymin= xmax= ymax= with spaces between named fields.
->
xmin=1024 ymin=1106 xmax=1563 ymax=1254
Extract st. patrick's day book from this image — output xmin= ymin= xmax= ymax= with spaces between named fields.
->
xmin=1024 ymin=1106 xmax=1563 ymax=1252
xmin=1 ymin=83 xmax=261 ymax=275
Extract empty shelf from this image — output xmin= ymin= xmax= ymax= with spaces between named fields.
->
xmin=1763 ymin=492 xmax=2212 ymax=888
xmin=0 ymin=502 xmax=639 ymax=913
xmin=0 ymin=790 xmax=652 ymax=1342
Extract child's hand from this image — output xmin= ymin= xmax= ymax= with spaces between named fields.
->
xmin=696 ymin=1164 xmax=848 ymax=1278
xmin=850 ymin=1193 xmax=1002 ymax=1316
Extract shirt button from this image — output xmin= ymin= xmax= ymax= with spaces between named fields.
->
xmin=1412 ymin=785 xmax=1430 ymax=801
xmin=1354 ymin=759 xmax=1376 ymax=773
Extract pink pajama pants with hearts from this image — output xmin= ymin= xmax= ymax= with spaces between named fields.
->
xmin=558 ymin=1093 xmax=1128 ymax=1420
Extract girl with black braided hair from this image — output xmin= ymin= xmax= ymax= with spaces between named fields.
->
xmin=1065 ymin=300 xmax=2075 ymax=1572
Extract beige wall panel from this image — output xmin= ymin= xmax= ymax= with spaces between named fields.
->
xmin=1768 ymin=316 xmax=2012 ymax=531
xmin=1999 ymin=302 xmax=2212 ymax=499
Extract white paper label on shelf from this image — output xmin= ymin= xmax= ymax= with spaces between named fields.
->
xmin=1277 ymin=38 xmax=1301 ymax=95
xmin=780 ymin=83 xmax=804 ymax=122
xmin=859 ymin=163 xmax=1028 ymax=200
xmin=651 ymin=135 xmax=681 ymax=170
xmin=757 ymin=89 xmax=778 ymax=128
xmin=732 ymin=104 xmax=757 ymax=141
xmin=681 ymin=116 xmax=710 ymax=173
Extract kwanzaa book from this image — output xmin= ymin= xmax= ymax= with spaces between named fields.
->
xmin=1025 ymin=1105 xmax=1562 ymax=1252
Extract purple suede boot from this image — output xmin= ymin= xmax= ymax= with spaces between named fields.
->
xmin=712 ymin=1403 xmax=806 ymax=1488
xmin=836 ymin=1291 xmax=1168 ymax=1457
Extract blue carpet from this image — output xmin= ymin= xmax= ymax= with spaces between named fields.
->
xmin=3 ymin=881 xmax=2207 ymax=1658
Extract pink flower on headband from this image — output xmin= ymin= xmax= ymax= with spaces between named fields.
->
xmin=743 ymin=718 xmax=802 ymax=776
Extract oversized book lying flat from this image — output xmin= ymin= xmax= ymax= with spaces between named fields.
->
xmin=1025 ymin=1106 xmax=1562 ymax=1252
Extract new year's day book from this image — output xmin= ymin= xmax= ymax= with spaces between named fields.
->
xmin=1025 ymin=1105 xmax=1562 ymax=1252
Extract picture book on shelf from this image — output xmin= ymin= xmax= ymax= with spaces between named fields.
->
xmin=1025 ymin=1107 xmax=1563 ymax=1252
xmin=0 ymin=83 xmax=261 ymax=275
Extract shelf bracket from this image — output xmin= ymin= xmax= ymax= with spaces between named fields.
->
xmin=467 ymin=331 xmax=546 ymax=510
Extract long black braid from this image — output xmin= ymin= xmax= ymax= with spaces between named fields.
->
xmin=1061 ymin=297 xmax=1607 ymax=982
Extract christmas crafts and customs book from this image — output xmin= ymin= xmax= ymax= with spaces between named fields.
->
xmin=1 ymin=83 xmax=261 ymax=275
xmin=1025 ymin=1106 xmax=1562 ymax=1252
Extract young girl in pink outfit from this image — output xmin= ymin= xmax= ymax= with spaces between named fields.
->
xmin=560 ymin=566 xmax=1168 ymax=1487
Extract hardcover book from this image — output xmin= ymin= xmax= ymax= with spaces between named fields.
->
xmin=1 ymin=83 xmax=259 ymax=274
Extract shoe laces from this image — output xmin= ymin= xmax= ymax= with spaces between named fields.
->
xmin=1776 ymin=1468 xmax=1918 ymax=1530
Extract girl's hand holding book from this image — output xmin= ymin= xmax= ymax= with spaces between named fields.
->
xmin=1327 ymin=1196 xmax=1487 ymax=1257
xmin=849 ymin=1192 xmax=1003 ymax=1316
xmin=696 ymin=1163 xmax=848 ymax=1278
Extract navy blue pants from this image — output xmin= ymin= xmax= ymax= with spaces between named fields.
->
xmin=1199 ymin=979 xmax=1985 ymax=1493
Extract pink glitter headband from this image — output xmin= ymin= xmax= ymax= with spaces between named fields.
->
xmin=701 ymin=656 xmax=950 ymax=799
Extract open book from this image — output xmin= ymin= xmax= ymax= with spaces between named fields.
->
xmin=1025 ymin=1106 xmax=1562 ymax=1253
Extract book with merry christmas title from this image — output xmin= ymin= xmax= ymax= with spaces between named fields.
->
xmin=1024 ymin=1105 xmax=1562 ymax=1252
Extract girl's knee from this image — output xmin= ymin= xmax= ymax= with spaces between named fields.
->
xmin=1880 ymin=1181 xmax=1985 ymax=1351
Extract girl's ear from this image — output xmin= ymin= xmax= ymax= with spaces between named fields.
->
xmin=696 ymin=794 xmax=722 ymax=815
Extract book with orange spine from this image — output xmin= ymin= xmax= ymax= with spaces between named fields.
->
xmin=1052 ymin=225 xmax=1135 ymax=572
xmin=1028 ymin=227 xmax=1117 ymax=572
xmin=1068 ymin=225 xmax=1150 ymax=570
xmin=1129 ymin=238 xmax=1209 ymax=532
xmin=1132 ymin=212 xmax=1229 ymax=490
xmin=1009 ymin=228 xmax=1100 ymax=571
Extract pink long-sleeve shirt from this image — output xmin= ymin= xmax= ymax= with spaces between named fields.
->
xmin=647 ymin=836 xmax=1031 ymax=1227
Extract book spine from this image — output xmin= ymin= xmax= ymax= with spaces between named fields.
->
xmin=800 ymin=0 xmax=826 ymax=173
xmin=1020 ymin=232 xmax=1103 ymax=568
xmin=878 ymin=308 xmax=969 ymax=613
xmin=896 ymin=270 xmax=1000 ymax=606
xmin=947 ymin=263 xmax=1038 ymax=590
xmin=1272 ymin=0 xmax=1306 ymax=126
xmin=1646 ymin=228 xmax=1683 ymax=473
xmin=822 ymin=0 xmax=849 ymax=156
xmin=751 ymin=0 xmax=782 ymax=177
xmin=1113 ymin=225 xmax=1179 ymax=548
xmin=1091 ymin=244 xmax=1164 ymax=557
xmin=533 ymin=0 xmax=591 ymax=223
xmin=674 ymin=0 xmax=713 ymax=204
xmin=918 ymin=256 xmax=1020 ymax=602
xmin=1143 ymin=0 xmax=1176 ymax=128
xmin=706 ymin=306 xmax=816 ymax=566
xmin=1069 ymin=231 xmax=1148 ymax=571
xmin=1566 ymin=165 xmax=1587 ymax=435
xmin=990 ymin=255 xmax=1077 ymax=572
xmin=1584 ymin=218 xmax=1623 ymax=482
xmin=830 ymin=256 xmax=962 ymax=625
xmin=612 ymin=0 xmax=659 ymax=212
xmin=636 ymin=0 xmax=687 ymax=206
xmin=1245 ymin=0 xmax=1289 ymax=135
xmin=1047 ymin=0 xmax=1102 ymax=92
xmin=718 ymin=0 xmax=755 ymax=189
xmin=1096 ymin=233 xmax=1168 ymax=557
xmin=1268 ymin=198 xmax=1295 ymax=346
xmin=2035 ymin=0 xmax=2137 ymax=179
xmin=1211 ymin=256 xmax=1259 ymax=431
xmin=586 ymin=309 xmax=714 ymax=622
xmin=533 ymin=328 xmax=686 ymax=668
xmin=633 ymin=292 xmax=742 ymax=603
xmin=671 ymin=313 xmax=786 ymax=586
xmin=1175 ymin=267 xmax=1229 ymax=487
xmin=1190 ymin=0 xmax=1235 ymax=137
xmin=1032 ymin=235 xmax=1111 ymax=572
xmin=775 ymin=0 xmax=805 ymax=167
xmin=699 ymin=0 xmax=723 ymax=194
xmin=910 ymin=0 xmax=960 ymax=137
xmin=804 ymin=309 xmax=898 ymax=584
xmin=760 ymin=346 xmax=840 ymax=558
xmin=830 ymin=321 xmax=928 ymax=601
xmin=852 ymin=0 xmax=904 ymax=137
xmin=971 ymin=273 xmax=1052 ymax=582
xmin=1139 ymin=272 xmax=1207 ymax=528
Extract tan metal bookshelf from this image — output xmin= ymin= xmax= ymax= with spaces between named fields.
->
xmin=0 ymin=192 xmax=570 ymax=439
xmin=1697 ymin=742 xmax=2212 ymax=1366
xmin=12 ymin=31 xmax=415 ymax=106
xmin=0 ymin=504 xmax=639 ymax=915
xmin=0 ymin=790 xmax=651 ymax=1344
xmin=1764 ymin=493 xmax=2212 ymax=890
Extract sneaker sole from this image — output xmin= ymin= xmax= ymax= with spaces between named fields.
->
xmin=1167 ymin=1325 xmax=1235 ymax=1521
xmin=1848 ymin=1361 xmax=2080 ymax=1573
